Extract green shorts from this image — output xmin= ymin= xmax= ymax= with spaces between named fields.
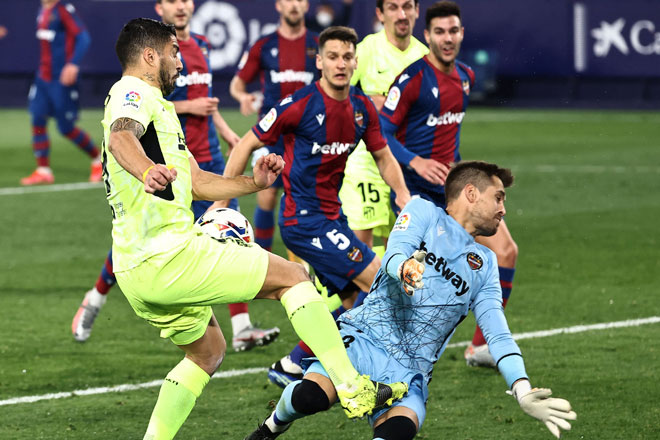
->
xmin=116 ymin=231 xmax=269 ymax=346
xmin=339 ymin=174 xmax=394 ymax=238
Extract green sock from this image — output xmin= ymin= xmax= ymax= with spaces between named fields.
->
xmin=281 ymin=281 xmax=359 ymax=387
xmin=144 ymin=357 xmax=210 ymax=440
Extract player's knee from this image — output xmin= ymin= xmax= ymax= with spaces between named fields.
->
xmin=372 ymin=416 xmax=417 ymax=440
xmin=291 ymin=379 xmax=330 ymax=415
xmin=287 ymin=260 xmax=312 ymax=284
xmin=191 ymin=340 xmax=226 ymax=375
xmin=56 ymin=119 xmax=74 ymax=135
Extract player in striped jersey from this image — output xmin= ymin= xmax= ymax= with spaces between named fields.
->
xmin=21 ymin=0 xmax=101 ymax=185
xmin=379 ymin=1 xmax=520 ymax=368
xmin=230 ymin=0 xmax=319 ymax=253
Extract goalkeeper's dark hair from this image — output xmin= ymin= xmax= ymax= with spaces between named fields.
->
xmin=319 ymin=26 xmax=358 ymax=51
xmin=426 ymin=1 xmax=462 ymax=29
xmin=445 ymin=161 xmax=513 ymax=202
xmin=377 ymin=0 xmax=420 ymax=12
xmin=115 ymin=18 xmax=176 ymax=71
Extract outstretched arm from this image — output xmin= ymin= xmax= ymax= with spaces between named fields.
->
xmin=223 ymin=130 xmax=265 ymax=178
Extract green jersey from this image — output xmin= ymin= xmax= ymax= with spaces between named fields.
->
xmin=101 ymin=76 xmax=194 ymax=272
xmin=346 ymin=30 xmax=428 ymax=178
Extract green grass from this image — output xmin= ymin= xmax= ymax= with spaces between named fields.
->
xmin=1 ymin=107 xmax=659 ymax=439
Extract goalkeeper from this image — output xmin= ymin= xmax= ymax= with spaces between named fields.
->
xmin=245 ymin=161 xmax=576 ymax=440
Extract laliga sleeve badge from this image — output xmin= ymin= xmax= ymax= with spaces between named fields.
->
xmin=123 ymin=91 xmax=142 ymax=110
xmin=467 ymin=252 xmax=483 ymax=270
xmin=393 ymin=213 xmax=411 ymax=231
xmin=258 ymin=107 xmax=277 ymax=132
xmin=384 ymin=86 xmax=401 ymax=111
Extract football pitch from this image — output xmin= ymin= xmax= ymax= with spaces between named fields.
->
xmin=1 ymin=107 xmax=659 ymax=439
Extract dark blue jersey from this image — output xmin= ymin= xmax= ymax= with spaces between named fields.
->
xmin=167 ymin=34 xmax=221 ymax=164
xmin=237 ymin=29 xmax=319 ymax=117
xmin=252 ymin=82 xmax=387 ymax=224
xmin=380 ymin=56 xmax=474 ymax=194
xmin=36 ymin=1 xmax=90 ymax=82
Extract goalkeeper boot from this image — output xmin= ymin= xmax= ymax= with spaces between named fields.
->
xmin=464 ymin=343 xmax=496 ymax=368
xmin=72 ymin=288 xmax=107 ymax=342
xmin=244 ymin=419 xmax=289 ymax=440
xmin=336 ymin=375 xmax=408 ymax=419
xmin=232 ymin=325 xmax=281 ymax=352
xmin=267 ymin=355 xmax=303 ymax=388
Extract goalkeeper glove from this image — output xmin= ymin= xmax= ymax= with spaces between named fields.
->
xmin=398 ymin=250 xmax=426 ymax=296
xmin=511 ymin=379 xmax=577 ymax=438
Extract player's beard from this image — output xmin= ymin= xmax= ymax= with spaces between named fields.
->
xmin=159 ymin=60 xmax=178 ymax=96
xmin=283 ymin=15 xmax=303 ymax=28
xmin=430 ymin=39 xmax=457 ymax=68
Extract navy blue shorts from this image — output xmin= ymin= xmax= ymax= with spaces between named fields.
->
xmin=28 ymin=77 xmax=79 ymax=126
xmin=280 ymin=215 xmax=375 ymax=292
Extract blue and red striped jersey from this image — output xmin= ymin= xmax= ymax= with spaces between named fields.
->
xmin=380 ymin=56 xmax=474 ymax=193
xmin=166 ymin=33 xmax=221 ymax=163
xmin=252 ymin=82 xmax=386 ymax=224
xmin=237 ymin=29 xmax=319 ymax=117
xmin=36 ymin=1 xmax=90 ymax=82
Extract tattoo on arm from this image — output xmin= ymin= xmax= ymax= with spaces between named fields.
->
xmin=110 ymin=117 xmax=145 ymax=138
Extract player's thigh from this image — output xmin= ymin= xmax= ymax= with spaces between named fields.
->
xmin=28 ymin=79 xmax=52 ymax=121
xmin=353 ymin=254 xmax=381 ymax=292
xmin=51 ymin=84 xmax=80 ymax=129
xmin=340 ymin=175 xmax=392 ymax=231
xmin=147 ymin=233 xmax=269 ymax=306
xmin=475 ymin=219 xmax=518 ymax=265
xmin=255 ymin=252 xmax=310 ymax=300
xmin=280 ymin=218 xmax=376 ymax=293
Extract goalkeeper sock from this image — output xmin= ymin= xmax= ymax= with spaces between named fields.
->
xmin=281 ymin=281 xmax=358 ymax=387
xmin=144 ymin=357 xmax=210 ymax=440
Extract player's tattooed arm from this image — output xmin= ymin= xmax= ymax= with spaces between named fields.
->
xmin=110 ymin=118 xmax=145 ymax=139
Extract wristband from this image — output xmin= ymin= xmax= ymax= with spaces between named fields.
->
xmin=141 ymin=165 xmax=154 ymax=182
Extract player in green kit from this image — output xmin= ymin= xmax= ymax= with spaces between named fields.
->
xmin=339 ymin=0 xmax=428 ymax=250
xmin=102 ymin=18 xmax=406 ymax=440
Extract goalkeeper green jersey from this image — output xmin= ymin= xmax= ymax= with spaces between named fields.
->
xmin=101 ymin=75 xmax=194 ymax=272
xmin=346 ymin=30 xmax=428 ymax=178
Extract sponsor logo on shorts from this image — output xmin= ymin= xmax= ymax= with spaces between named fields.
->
xmin=258 ymin=107 xmax=277 ymax=132
xmin=123 ymin=91 xmax=142 ymax=110
xmin=347 ymin=246 xmax=363 ymax=263
xmin=393 ymin=213 xmax=410 ymax=231
xmin=384 ymin=86 xmax=401 ymax=111
xmin=467 ymin=252 xmax=483 ymax=270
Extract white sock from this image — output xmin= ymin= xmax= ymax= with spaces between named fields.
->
xmin=87 ymin=287 xmax=107 ymax=309
xmin=231 ymin=312 xmax=252 ymax=336
xmin=36 ymin=166 xmax=52 ymax=174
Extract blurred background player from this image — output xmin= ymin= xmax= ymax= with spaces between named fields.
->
xmin=378 ymin=1 xmax=519 ymax=368
xmin=224 ymin=26 xmax=411 ymax=388
xmin=306 ymin=0 xmax=354 ymax=34
xmin=71 ymin=0 xmax=280 ymax=351
xmin=229 ymin=0 xmax=319 ymax=254
xmin=21 ymin=0 xmax=101 ymax=185
xmin=338 ymin=0 xmax=427 ymax=252
xmin=245 ymin=162 xmax=576 ymax=440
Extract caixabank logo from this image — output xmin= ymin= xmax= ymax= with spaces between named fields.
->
xmin=573 ymin=2 xmax=659 ymax=74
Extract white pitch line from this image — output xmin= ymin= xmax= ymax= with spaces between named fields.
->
xmin=3 ymin=317 xmax=659 ymax=407
xmin=446 ymin=316 xmax=660 ymax=348
xmin=0 ymin=181 xmax=103 ymax=196
xmin=0 ymin=367 xmax=267 ymax=407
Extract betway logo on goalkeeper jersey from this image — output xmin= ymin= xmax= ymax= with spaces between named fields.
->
xmin=270 ymin=69 xmax=315 ymax=84
xmin=426 ymin=111 xmax=465 ymax=127
xmin=311 ymin=141 xmax=355 ymax=155
xmin=419 ymin=241 xmax=470 ymax=296
xmin=176 ymin=71 xmax=212 ymax=88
